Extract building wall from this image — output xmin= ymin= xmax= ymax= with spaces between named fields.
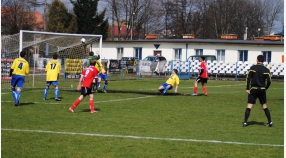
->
xmin=94 ymin=41 xmax=284 ymax=64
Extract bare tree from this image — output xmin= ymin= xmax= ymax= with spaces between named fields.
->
xmin=103 ymin=0 xmax=283 ymax=40
xmin=261 ymin=0 xmax=284 ymax=35
xmin=105 ymin=0 xmax=163 ymax=40
xmin=1 ymin=0 xmax=38 ymax=35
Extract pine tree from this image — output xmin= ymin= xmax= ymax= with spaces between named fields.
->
xmin=66 ymin=15 xmax=78 ymax=33
xmin=71 ymin=0 xmax=109 ymax=39
xmin=47 ymin=0 xmax=77 ymax=33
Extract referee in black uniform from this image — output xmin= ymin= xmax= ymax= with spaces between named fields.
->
xmin=243 ymin=55 xmax=272 ymax=127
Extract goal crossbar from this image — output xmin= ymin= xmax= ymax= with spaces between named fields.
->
xmin=19 ymin=30 xmax=102 ymax=57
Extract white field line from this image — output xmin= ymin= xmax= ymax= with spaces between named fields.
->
xmin=143 ymin=84 xmax=245 ymax=90
xmin=1 ymin=84 xmax=283 ymax=93
xmin=145 ymin=85 xmax=284 ymax=90
xmin=1 ymin=128 xmax=283 ymax=147
xmin=1 ymin=96 xmax=155 ymax=105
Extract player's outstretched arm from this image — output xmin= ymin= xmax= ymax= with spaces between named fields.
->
xmin=174 ymin=85 xmax=179 ymax=93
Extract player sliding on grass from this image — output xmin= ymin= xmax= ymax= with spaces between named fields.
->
xmin=158 ymin=69 xmax=179 ymax=95
xmin=191 ymin=56 xmax=208 ymax=96
xmin=69 ymin=59 xmax=99 ymax=113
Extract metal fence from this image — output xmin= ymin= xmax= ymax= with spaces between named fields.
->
xmin=1 ymin=56 xmax=284 ymax=90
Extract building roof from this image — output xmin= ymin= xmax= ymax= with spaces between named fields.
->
xmin=110 ymin=25 xmax=131 ymax=37
xmin=104 ymin=39 xmax=284 ymax=45
xmin=32 ymin=11 xmax=44 ymax=30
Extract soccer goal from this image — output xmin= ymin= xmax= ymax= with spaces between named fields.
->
xmin=1 ymin=30 xmax=102 ymax=90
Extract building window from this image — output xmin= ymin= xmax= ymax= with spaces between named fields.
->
xmin=238 ymin=50 xmax=248 ymax=62
xmin=117 ymin=47 xmax=123 ymax=59
xmin=262 ymin=51 xmax=271 ymax=63
xmin=174 ymin=48 xmax=182 ymax=60
xmin=195 ymin=49 xmax=203 ymax=55
xmin=134 ymin=47 xmax=142 ymax=60
xmin=216 ymin=50 xmax=225 ymax=62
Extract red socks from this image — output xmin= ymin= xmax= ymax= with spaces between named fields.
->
xmin=89 ymin=100 xmax=95 ymax=112
xmin=194 ymin=86 xmax=198 ymax=94
xmin=70 ymin=99 xmax=81 ymax=109
xmin=203 ymin=86 xmax=207 ymax=94
xmin=70 ymin=99 xmax=95 ymax=113
xmin=194 ymin=86 xmax=207 ymax=94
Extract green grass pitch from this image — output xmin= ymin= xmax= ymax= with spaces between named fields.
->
xmin=1 ymin=79 xmax=284 ymax=158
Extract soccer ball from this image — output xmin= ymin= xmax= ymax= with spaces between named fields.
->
xmin=81 ymin=38 xmax=86 ymax=43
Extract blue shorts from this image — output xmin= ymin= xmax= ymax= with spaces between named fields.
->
xmin=46 ymin=81 xmax=59 ymax=86
xmin=11 ymin=75 xmax=25 ymax=88
xmin=162 ymin=83 xmax=173 ymax=90
xmin=98 ymin=73 xmax=108 ymax=81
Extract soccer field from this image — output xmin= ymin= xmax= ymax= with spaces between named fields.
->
xmin=1 ymin=79 xmax=284 ymax=158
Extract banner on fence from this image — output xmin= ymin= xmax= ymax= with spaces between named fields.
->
xmin=139 ymin=61 xmax=152 ymax=72
xmin=121 ymin=57 xmax=137 ymax=73
xmin=109 ymin=60 xmax=120 ymax=73
xmin=37 ymin=58 xmax=62 ymax=71
xmin=154 ymin=61 xmax=167 ymax=73
xmin=1 ymin=58 xmax=13 ymax=80
xmin=65 ymin=58 xmax=83 ymax=78
xmin=109 ymin=58 xmax=137 ymax=73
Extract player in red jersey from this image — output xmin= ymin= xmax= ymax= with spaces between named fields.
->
xmin=69 ymin=60 xmax=99 ymax=113
xmin=191 ymin=56 xmax=208 ymax=96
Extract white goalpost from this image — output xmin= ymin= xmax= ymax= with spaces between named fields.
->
xmin=1 ymin=30 xmax=102 ymax=90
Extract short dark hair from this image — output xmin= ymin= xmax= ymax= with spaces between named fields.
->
xmin=173 ymin=69 xmax=178 ymax=74
xmin=89 ymin=51 xmax=94 ymax=56
xmin=89 ymin=59 xmax=96 ymax=66
xmin=53 ymin=53 xmax=58 ymax=59
xmin=201 ymin=56 xmax=205 ymax=61
xmin=257 ymin=55 xmax=264 ymax=62
xmin=20 ymin=51 xmax=26 ymax=58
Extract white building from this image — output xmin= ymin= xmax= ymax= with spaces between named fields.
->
xmin=95 ymin=39 xmax=284 ymax=64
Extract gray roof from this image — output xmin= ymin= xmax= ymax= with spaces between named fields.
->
xmin=104 ymin=39 xmax=284 ymax=45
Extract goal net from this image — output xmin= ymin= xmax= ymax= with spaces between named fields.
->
xmin=1 ymin=30 xmax=102 ymax=90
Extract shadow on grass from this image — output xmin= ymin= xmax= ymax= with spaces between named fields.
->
xmin=45 ymin=97 xmax=63 ymax=101
xmin=247 ymin=121 xmax=265 ymax=126
xmin=62 ymin=89 xmax=204 ymax=97
xmin=82 ymin=108 xmax=101 ymax=113
xmin=19 ymin=102 xmax=35 ymax=106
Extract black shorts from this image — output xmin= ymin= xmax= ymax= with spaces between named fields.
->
xmin=81 ymin=87 xmax=92 ymax=96
xmin=196 ymin=77 xmax=208 ymax=84
xmin=248 ymin=89 xmax=267 ymax=104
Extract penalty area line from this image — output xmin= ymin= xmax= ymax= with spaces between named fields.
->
xmin=1 ymin=96 xmax=155 ymax=105
xmin=1 ymin=128 xmax=283 ymax=147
